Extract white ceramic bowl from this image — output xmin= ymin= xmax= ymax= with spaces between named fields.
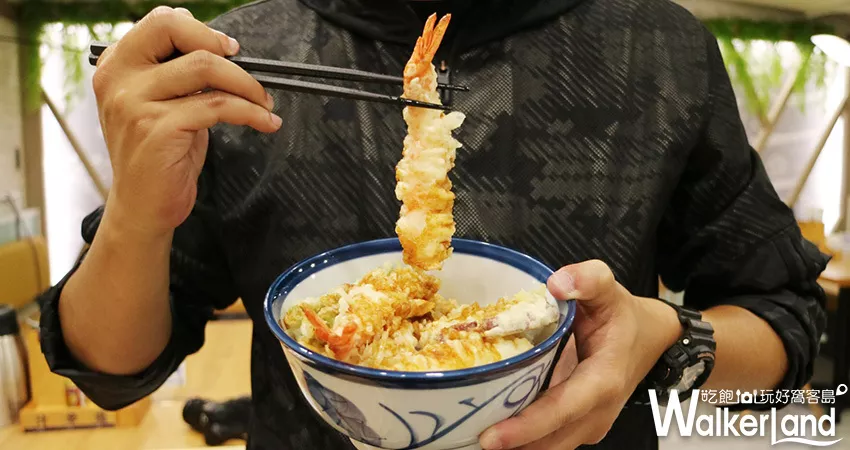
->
xmin=264 ymin=238 xmax=576 ymax=450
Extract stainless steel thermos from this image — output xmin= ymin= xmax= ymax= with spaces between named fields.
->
xmin=0 ymin=304 xmax=29 ymax=426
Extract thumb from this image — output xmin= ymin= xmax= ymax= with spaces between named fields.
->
xmin=547 ymin=259 xmax=619 ymax=309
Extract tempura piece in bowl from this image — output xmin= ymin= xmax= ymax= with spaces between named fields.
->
xmin=282 ymin=267 xmax=560 ymax=372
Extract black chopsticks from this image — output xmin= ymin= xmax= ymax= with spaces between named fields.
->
xmin=88 ymin=42 xmax=466 ymax=111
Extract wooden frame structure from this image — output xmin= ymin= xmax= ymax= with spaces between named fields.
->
xmin=786 ymin=69 xmax=850 ymax=213
xmin=40 ymin=91 xmax=109 ymax=200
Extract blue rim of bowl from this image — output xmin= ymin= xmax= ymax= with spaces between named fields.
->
xmin=264 ymin=237 xmax=576 ymax=387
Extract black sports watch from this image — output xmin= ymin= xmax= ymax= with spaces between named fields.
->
xmin=627 ymin=299 xmax=716 ymax=406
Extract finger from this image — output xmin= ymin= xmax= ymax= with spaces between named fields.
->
xmin=547 ymin=260 xmax=618 ymax=307
xmin=171 ymin=6 xmax=237 ymax=54
xmin=479 ymin=359 xmax=611 ymax=449
xmin=519 ymin=413 xmax=614 ymax=450
xmin=144 ymin=51 xmax=271 ymax=108
xmin=118 ymin=6 xmax=239 ymax=65
xmin=549 ymin=336 xmax=578 ymax=386
xmin=165 ymin=91 xmax=282 ymax=133
xmin=96 ymin=44 xmax=115 ymax=68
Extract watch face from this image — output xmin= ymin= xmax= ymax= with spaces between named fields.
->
xmin=674 ymin=360 xmax=705 ymax=391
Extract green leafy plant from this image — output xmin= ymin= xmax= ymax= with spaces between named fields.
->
xmin=38 ymin=23 xmax=119 ymax=111
xmin=14 ymin=2 xmax=840 ymax=117
xmin=706 ymin=19 xmax=835 ymax=117
xmin=17 ymin=0 xmax=255 ymax=111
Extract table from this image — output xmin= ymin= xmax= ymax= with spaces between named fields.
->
xmin=214 ymin=299 xmax=248 ymax=319
xmin=818 ymin=258 xmax=850 ymax=421
xmin=0 ymin=320 xmax=253 ymax=450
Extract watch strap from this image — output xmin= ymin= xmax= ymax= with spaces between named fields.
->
xmin=627 ymin=300 xmax=716 ymax=406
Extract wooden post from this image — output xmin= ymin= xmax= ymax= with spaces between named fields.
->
xmin=754 ymin=58 xmax=810 ymax=153
xmin=17 ymin=20 xmax=46 ymax=236
xmin=41 ymin=90 xmax=109 ymax=200
xmin=0 ymin=3 xmax=27 ymax=215
xmin=834 ymin=69 xmax=850 ymax=233
xmin=787 ymin=89 xmax=850 ymax=209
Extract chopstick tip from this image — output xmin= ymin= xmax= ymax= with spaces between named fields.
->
xmin=401 ymin=98 xmax=452 ymax=111
xmin=438 ymin=84 xmax=469 ymax=92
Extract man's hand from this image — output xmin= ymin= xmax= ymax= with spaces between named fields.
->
xmin=93 ymin=6 xmax=281 ymax=237
xmin=60 ymin=6 xmax=281 ymax=375
xmin=479 ymin=260 xmax=682 ymax=450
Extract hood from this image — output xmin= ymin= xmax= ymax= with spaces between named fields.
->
xmin=297 ymin=0 xmax=588 ymax=52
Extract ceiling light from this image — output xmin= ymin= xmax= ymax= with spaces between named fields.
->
xmin=812 ymin=34 xmax=850 ymax=68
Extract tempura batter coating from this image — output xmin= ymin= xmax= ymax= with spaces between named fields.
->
xmin=396 ymin=14 xmax=466 ymax=271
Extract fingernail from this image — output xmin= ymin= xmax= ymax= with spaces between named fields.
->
xmin=270 ymin=113 xmax=282 ymax=128
xmin=227 ymin=37 xmax=240 ymax=55
xmin=266 ymin=93 xmax=275 ymax=110
xmin=550 ymin=270 xmax=577 ymax=299
xmin=479 ymin=430 xmax=503 ymax=450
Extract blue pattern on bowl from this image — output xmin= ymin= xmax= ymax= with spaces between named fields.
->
xmin=305 ymin=360 xmax=551 ymax=449
xmin=304 ymin=372 xmax=383 ymax=446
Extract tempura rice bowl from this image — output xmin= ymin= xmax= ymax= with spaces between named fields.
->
xmin=264 ymin=238 xmax=576 ymax=450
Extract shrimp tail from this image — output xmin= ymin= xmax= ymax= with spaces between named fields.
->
xmin=301 ymin=305 xmax=358 ymax=359
xmin=421 ymin=14 xmax=450 ymax=63
xmin=404 ymin=14 xmax=451 ymax=83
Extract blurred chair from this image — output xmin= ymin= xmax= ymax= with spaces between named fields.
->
xmin=0 ymin=236 xmax=49 ymax=310
xmin=183 ymin=396 xmax=251 ymax=445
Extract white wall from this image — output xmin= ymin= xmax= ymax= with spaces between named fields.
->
xmin=736 ymin=43 xmax=847 ymax=232
xmin=41 ymin=24 xmax=127 ymax=283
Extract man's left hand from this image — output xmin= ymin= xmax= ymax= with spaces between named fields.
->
xmin=479 ymin=260 xmax=683 ymax=450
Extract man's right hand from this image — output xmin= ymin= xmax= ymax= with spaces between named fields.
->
xmin=93 ymin=6 xmax=281 ymax=236
xmin=55 ymin=6 xmax=278 ymax=377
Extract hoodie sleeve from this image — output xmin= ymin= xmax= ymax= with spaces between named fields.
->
xmin=38 ymin=165 xmax=238 ymax=411
xmin=655 ymin=27 xmax=830 ymax=410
